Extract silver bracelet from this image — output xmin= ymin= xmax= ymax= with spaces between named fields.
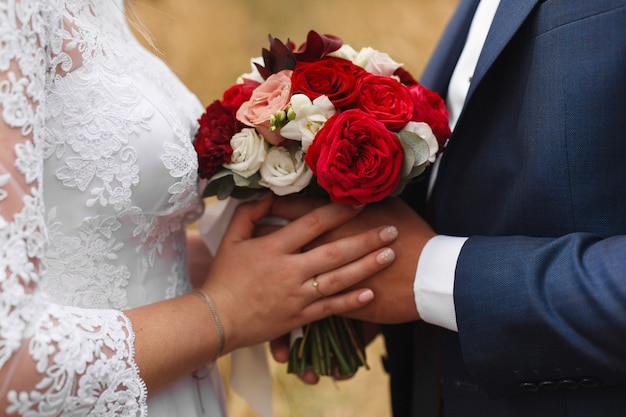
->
xmin=192 ymin=289 xmax=225 ymax=361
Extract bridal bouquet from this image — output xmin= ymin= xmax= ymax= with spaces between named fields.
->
xmin=194 ymin=30 xmax=450 ymax=377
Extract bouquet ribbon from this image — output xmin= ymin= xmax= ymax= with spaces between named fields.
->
xmin=198 ymin=197 xmax=274 ymax=417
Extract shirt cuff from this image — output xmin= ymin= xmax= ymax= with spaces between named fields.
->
xmin=414 ymin=235 xmax=468 ymax=332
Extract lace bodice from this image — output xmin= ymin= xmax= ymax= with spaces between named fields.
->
xmin=1 ymin=0 xmax=205 ymax=415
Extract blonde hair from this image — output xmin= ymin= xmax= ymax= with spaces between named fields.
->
xmin=124 ymin=0 xmax=160 ymax=55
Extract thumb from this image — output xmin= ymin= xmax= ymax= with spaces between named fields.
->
xmin=221 ymin=193 xmax=274 ymax=244
xmin=269 ymin=334 xmax=291 ymax=363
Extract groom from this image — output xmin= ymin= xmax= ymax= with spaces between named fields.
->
xmin=273 ymin=0 xmax=626 ymax=415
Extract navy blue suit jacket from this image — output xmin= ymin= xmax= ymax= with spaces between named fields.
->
xmin=389 ymin=1 xmax=626 ymax=416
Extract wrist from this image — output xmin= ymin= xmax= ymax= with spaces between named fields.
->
xmin=190 ymin=290 xmax=226 ymax=362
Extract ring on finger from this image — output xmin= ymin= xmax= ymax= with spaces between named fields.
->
xmin=312 ymin=277 xmax=326 ymax=298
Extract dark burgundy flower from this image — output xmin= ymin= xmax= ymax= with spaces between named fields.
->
xmin=194 ymin=101 xmax=238 ymax=179
xmin=294 ymin=30 xmax=343 ymax=62
xmin=254 ymin=34 xmax=297 ymax=79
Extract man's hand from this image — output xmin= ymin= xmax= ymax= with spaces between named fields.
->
xmin=271 ymin=196 xmax=436 ymax=324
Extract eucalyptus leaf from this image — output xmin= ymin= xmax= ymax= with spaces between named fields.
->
xmin=232 ymin=171 xmax=258 ymax=187
xmin=397 ymin=131 xmax=431 ymax=178
xmin=390 ymin=178 xmax=410 ymax=197
xmin=215 ymin=176 xmax=236 ymax=200
xmin=208 ymin=168 xmax=236 ymax=181
xmin=201 ymin=172 xmax=235 ymax=199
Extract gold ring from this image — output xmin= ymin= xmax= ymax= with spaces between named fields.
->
xmin=312 ymin=277 xmax=326 ymax=298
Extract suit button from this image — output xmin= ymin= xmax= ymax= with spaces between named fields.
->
xmin=538 ymin=380 xmax=558 ymax=391
xmin=519 ymin=382 xmax=538 ymax=392
xmin=579 ymin=378 xmax=600 ymax=389
xmin=557 ymin=379 xmax=579 ymax=390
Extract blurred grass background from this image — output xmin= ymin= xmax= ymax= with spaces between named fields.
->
xmin=131 ymin=0 xmax=458 ymax=415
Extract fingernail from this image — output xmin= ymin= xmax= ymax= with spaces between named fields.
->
xmin=352 ymin=204 xmax=365 ymax=210
xmin=376 ymin=248 xmax=395 ymax=264
xmin=357 ymin=289 xmax=374 ymax=303
xmin=379 ymin=226 xmax=398 ymax=243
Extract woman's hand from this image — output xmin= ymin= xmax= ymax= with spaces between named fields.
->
xmin=200 ymin=194 xmax=398 ymax=355
xmin=269 ymin=195 xmax=436 ymax=324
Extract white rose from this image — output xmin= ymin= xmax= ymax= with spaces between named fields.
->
xmin=401 ymin=121 xmax=439 ymax=163
xmin=223 ymin=128 xmax=268 ymax=178
xmin=259 ymin=146 xmax=313 ymax=196
xmin=236 ymin=56 xmax=265 ymax=84
xmin=329 ymin=44 xmax=359 ymax=61
xmin=280 ymin=94 xmax=336 ymax=151
xmin=354 ymin=47 xmax=403 ymax=77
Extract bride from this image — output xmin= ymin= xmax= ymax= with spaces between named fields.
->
xmin=0 ymin=1 xmax=398 ymax=415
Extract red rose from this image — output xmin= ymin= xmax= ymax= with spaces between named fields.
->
xmin=356 ymin=73 xmax=414 ymax=131
xmin=221 ymin=78 xmax=260 ymax=112
xmin=194 ymin=100 xmax=237 ymax=179
xmin=304 ymin=109 xmax=403 ymax=205
xmin=408 ymin=84 xmax=451 ymax=148
xmin=291 ymin=57 xmax=364 ymax=109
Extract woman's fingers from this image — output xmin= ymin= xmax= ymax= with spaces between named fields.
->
xmin=296 ymin=225 xmax=398 ymax=281
xmin=268 ymin=202 xmax=365 ymax=252
xmin=301 ymin=287 xmax=375 ymax=323
xmin=219 ymin=194 xmax=274 ymax=244
xmin=306 ymin=246 xmax=395 ymax=299
xmin=294 ymin=241 xmax=399 ymax=322
xmin=208 ymin=197 xmax=400 ymax=351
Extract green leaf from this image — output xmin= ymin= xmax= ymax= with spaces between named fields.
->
xmin=397 ymin=131 xmax=431 ymax=179
xmin=201 ymin=172 xmax=235 ymax=199
xmin=232 ymin=171 xmax=259 ymax=187
xmin=202 ymin=169 xmax=267 ymax=200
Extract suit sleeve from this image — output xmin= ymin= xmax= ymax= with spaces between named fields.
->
xmin=454 ymin=233 xmax=626 ymax=396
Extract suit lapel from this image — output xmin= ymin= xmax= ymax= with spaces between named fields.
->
xmin=421 ymin=0 xmax=542 ymax=119
xmin=420 ymin=0 xmax=482 ymax=95
xmin=466 ymin=0 xmax=541 ymax=101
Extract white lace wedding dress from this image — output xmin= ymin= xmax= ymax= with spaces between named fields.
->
xmin=0 ymin=0 xmax=226 ymax=415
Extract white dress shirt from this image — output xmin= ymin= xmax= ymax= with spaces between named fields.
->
xmin=413 ymin=0 xmax=501 ymax=332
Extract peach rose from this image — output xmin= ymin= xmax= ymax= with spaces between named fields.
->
xmin=236 ymin=69 xmax=293 ymax=145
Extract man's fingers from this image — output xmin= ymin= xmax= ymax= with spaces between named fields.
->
xmin=269 ymin=334 xmax=291 ymax=363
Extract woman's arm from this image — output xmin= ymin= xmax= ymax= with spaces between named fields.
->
xmin=1 ymin=4 xmax=398 ymax=414
xmin=186 ymin=227 xmax=214 ymax=288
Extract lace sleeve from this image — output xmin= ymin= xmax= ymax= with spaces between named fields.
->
xmin=0 ymin=3 xmax=147 ymax=416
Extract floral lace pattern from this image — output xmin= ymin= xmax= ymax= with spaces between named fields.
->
xmin=1 ymin=0 xmax=204 ymax=415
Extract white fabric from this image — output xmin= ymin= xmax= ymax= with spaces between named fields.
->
xmin=198 ymin=198 xmax=275 ymax=417
xmin=414 ymin=236 xmax=467 ymax=331
xmin=447 ymin=0 xmax=501 ymax=130
xmin=1 ymin=0 xmax=225 ymax=415
xmin=414 ymin=0 xmax=500 ymax=332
